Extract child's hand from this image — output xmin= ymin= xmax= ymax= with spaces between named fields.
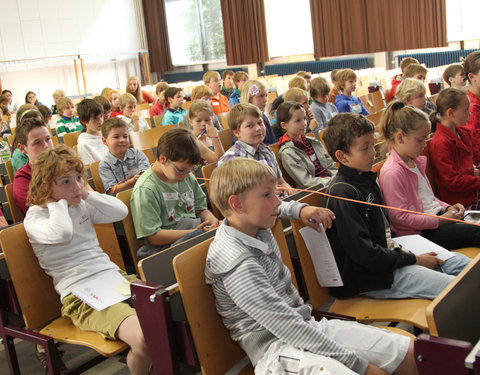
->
xmin=206 ymin=127 xmax=219 ymax=138
xmin=43 ymin=197 xmax=58 ymax=207
xmin=300 ymin=206 xmax=336 ymax=230
xmin=365 ymin=364 xmax=388 ymax=375
xmin=308 ymin=118 xmax=319 ymax=132
xmin=416 ymin=252 xmax=445 ymax=269
xmin=196 ymin=221 xmax=216 ymax=232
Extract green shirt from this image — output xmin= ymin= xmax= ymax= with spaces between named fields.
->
xmin=11 ymin=148 xmax=28 ymax=175
xmin=130 ymin=167 xmax=207 ymax=241
xmin=56 ymin=116 xmax=83 ymax=136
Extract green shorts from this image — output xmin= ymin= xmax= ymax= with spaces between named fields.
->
xmin=61 ymin=271 xmax=139 ymax=340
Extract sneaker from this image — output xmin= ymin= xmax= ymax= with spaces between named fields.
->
xmin=35 ymin=343 xmax=68 ymax=374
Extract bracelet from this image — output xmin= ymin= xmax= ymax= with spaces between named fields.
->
xmin=208 ymin=136 xmax=219 ymax=138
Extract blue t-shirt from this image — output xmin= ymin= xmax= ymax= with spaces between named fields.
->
xmin=335 ymin=94 xmax=369 ymax=115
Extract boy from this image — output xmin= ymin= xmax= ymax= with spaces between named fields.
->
xmin=149 ymin=82 xmax=169 ymax=117
xmin=270 ymin=76 xmax=308 ymax=114
xmin=55 ymin=97 xmax=82 ymax=136
xmin=220 ymin=70 xmax=235 ymax=98
xmin=228 ymin=71 xmax=249 ymax=108
xmin=390 ymin=57 xmax=419 ymax=98
xmin=335 ymin=69 xmax=369 ymax=115
xmin=161 ymin=87 xmax=187 ymax=126
xmin=206 ymin=157 xmax=417 ymax=375
xmin=13 ymin=117 xmax=54 ymax=213
xmin=76 ymin=99 xmax=108 ymax=165
xmin=328 ymin=69 xmax=340 ymax=103
xmin=442 ymin=63 xmax=466 ymax=89
xmin=404 ymin=63 xmax=436 ymax=114
xmin=204 ymin=71 xmax=230 ymax=115
xmin=1 ymin=89 xmax=18 ymax=113
xmin=310 ymin=76 xmax=338 ymax=130
xmin=93 ymin=95 xmax=112 ymax=121
xmin=322 ymin=113 xmax=470 ymax=300
xmin=217 ymin=103 xmax=292 ymax=194
xmin=395 ymin=78 xmax=428 ymax=110
xmin=296 ymin=70 xmax=312 ymax=92
xmin=117 ymin=93 xmax=150 ymax=132
xmin=130 ymin=128 xmax=219 ymax=259
xmin=99 ymin=118 xmax=150 ymax=194
xmin=183 ymin=85 xmax=222 ymax=130
xmin=51 ymin=89 xmax=65 ymax=115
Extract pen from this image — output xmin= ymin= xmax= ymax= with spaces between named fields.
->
xmin=197 ymin=129 xmax=207 ymax=139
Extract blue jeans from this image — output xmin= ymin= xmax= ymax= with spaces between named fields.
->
xmin=364 ymin=252 xmax=471 ymax=300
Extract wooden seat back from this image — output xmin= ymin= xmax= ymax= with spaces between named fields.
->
xmin=269 ymin=142 xmax=297 ymax=188
xmin=5 ymin=159 xmax=13 ymax=183
xmin=137 ymin=102 xmax=150 ymax=112
xmin=153 ymin=114 xmax=164 ymax=127
xmin=218 ymin=112 xmax=229 ymax=129
xmin=89 ymin=161 xmax=104 ymax=193
xmin=366 ymin=109 xmax=385 ymax=129
xmin=116 ymin=188 xmax=143 ymax=273
xmin=218 ymin=128 xmax=233 ymax=151
xmin=142 ymin=148 xmax=155 ymax=163
xmin=63 ymin=131 xmax=82 ymax=148
xmin=5 ymin=183 xmax=25 ymax=223
xmin=172 ymin=219 xmax=293 ymax=375
xmin=368 ymin=90 xmax=386 ymax=113
xmin=130 ymin=124 xmax=174 ymax=150
xmin=201 ymin=162 xmax=222 ymax=219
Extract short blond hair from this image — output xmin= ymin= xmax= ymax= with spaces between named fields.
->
xmin=155 ymin=82 xmax=169 ymax=95
xmin=188 ymin=100 xmax=213 ymax=119
xmin=210 ymin=158 xmax=276 ymax=217
xmin=203 ymin=71 xmax=220 ymax=84
xmin=56 ymin=97 xmax=74 ymax=115
xmin=233 ymin=71 xmax=249 ymax=84
xmin=240 ymin=80 xmax=267 ymax=104
xmin=191 ymin=85 xmax=213 ymax=100
xmin=119 ymin=93 xmax=137 ymax=108
xmin=404 ymin=64 xmax=428 ymax=78
xmin=52 ymin=89 xmax=65 ymax=98
xmin=296 ymin=71 xmax=312 ymax=80
xmin=400 ymin=57 xmax=419 ymax=72
xmin=288 ymin=76 xmax=307 ymax=90
xmin=336 ymin=69 xmax=357 ymax=91
xmin=395 ymin=78 xmax=426 ymax=102
xmin=228 ymin=103 xmax=262 ymax=132
xmin=284 ymin=88 xmax=308 ymax=103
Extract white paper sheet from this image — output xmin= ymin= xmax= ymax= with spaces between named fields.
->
xmin=72 ymin=270 xmax=131 ymax=311
xmin=393 ymin=234 xmax=455 ymax=261
xmin=299 ymin=226 xmax=343 ymax=287
xmin=464 ymin=210 xmax=480 ymax=224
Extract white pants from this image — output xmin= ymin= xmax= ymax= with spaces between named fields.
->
xmin=255 ymin=319 xmax=410 ymax=375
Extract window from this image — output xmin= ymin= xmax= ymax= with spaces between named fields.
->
xmin=446 ymin=0 xmax=480 ymax=42
xmin=165 ymin=0 xmax=226 ymax=65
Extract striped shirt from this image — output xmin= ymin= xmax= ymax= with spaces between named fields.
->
xmin=205 ymin=201 xmax=366 ymax=373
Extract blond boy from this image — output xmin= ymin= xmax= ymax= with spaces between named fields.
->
xmin=443 ymin=63 xmax=467 ymax=88
xmin=390 ymin=57 xmax=419 ymax=98
xmin=395 ymin=78 xmax=427 ymax=110
xmin=335 ymin=69 xmax=369 ymax=115
xmin=403 ymin=64 xmax=436 ymax=114
xmin=55 ymin=97 xmax=82 ymax=136
xmin=117 ymin=93 xmax=150 ymax=132
xmin=204 ymin=71 xmax=230 ymax=115
xmin=206 ymin=158 xmax=417 ymax=375
xmin=51 ymin=89 xmax=65 ymax=115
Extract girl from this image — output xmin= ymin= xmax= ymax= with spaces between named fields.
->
xmin=24 ymin=145 xmax=152 ymax=374
xmin=465 ymin=50 xmax=480 ymax=158
xmin=277 ymin=101 xmax=337 ymax=188
xmin=25 ymin=91 xmax=39 ymax=106
xmin=379 ymin=99 xmax=480 ymax=249
xmin=185 ymin=100 xmax=224 ymax=163
xmin=107 ymin=89 xmax=122 ymax=118
xmin=149 ymin=82 xmax=169 ymax=117
xmin=429 ymin=88 xmax=480 ymax=209
xmin=240 ymin=80 xmax=277 ymax=145
xmin=125 ymin=76 xmax=154 ymax=104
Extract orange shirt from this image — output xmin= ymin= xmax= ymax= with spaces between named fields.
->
xmin=211 ymin=93 xmax=230 ymax=115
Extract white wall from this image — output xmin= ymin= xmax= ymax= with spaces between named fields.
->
xmin=0 ymin=0 xmax=143 ymax=107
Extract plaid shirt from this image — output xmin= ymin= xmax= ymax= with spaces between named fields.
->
xmin=217 ymin=140 xmax=282 ymax=179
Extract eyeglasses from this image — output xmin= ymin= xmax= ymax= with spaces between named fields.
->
xmin=169 ymin=160 xmax=195 ymax=175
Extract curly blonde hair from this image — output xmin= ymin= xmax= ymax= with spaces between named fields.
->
xmin=28 ymin=145 xmax=87 ymax=207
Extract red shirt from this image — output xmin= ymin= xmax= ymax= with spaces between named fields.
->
xmin=465 ymin=90 xmax=480 ymax=164
xmin=13 ymin=162 xmax=32 ymax=214
xmin=141 ymin=91 xmax=155 ymax=104
xmin=211 ymin=93 xmax=230 ymax=115
xmin=149 ymin=100 xmax=165 ymax=117
xmin=390 ymin=75 xmax=403 ymax=98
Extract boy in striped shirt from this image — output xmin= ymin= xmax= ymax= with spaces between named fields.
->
xmin=205 ymin=158 xmax=416 ymax=375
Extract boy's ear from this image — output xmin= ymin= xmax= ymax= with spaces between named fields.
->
xmin=17 ymin=143 xmax=26 ymax=155
xmin=232 ymin=129 xmax=240 ymax=139
xmin=167 ymin=97 xmax=174 ymax=104
xmin=228 ymin=195 xmax=243 ymax=213
xmin=101 ymin=137 xmax=108 ymax=146
xmin=335 ymin=149 xmax=348 ymax=164
xmin=157 ymin=154 xmax=168 ymax=164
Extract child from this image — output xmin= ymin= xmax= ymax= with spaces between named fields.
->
xmin=117 ymin=93 xmax=150 ymax=132
xmin=390 ymin=57 xmax=419 ymax=98
xmin=429 ymin=87 xmax=480 ymax=209
xmin=204 ymin=71 xmax=230 ymax=115
xmin=99 ymin=118 xmax=150 ymax=194
xmin=161 ymin=87 xmax=187 ymax=126
xmin=149 ymin=82 xmax=169 ymax=117
xmin=107 ymin=90 xmax=122 ymax=118
xmin=395 ymin=78 xmax=428 ymax=111
xmin=13 ymin=117 xmax=54 ymax=213
xmin=206 ymin=157 xmax=417 ymax=375
xmin=130 ymin=128 xmax=219 ymax=259
xmin=55 ymin=97 xmax=82 ymax=136
xmin=328 ymin=69 xmax=340 ymax=103
xmin=217 ymin=103 xmax=292 ymax=194
xmin=228 ymin=70 xmax=249 ymax=107
xmin=442 ymin=63 xmax=466 ymax=89
xmin=184 ymin=85 xmax=222 ymax=130
xmin=283 ymin=87 xmax=319 ymax=136
xmin=270 ymin=76 xmax=307 ymax=114
xmin=464 ymin=51 xmax=480 ymax=159
xmin=278 ymin=101 xmax=337 ymax=188
xmin=25 ymin=91 xmax=39 ymax=106
xmin=379 ymin=100 xmax=480 ymax=248
xmin=93 ymin=95 xmax=112 ymax=121
xmin=37 ymin=105 xmax=52 ymax=126
xmin=297 ymin=70 xmax=312 ymax=92
xmin=24 ymin=145 xmax=151 ymax=375
xmin=240 ymin=80 xmax=276 ymax=145
xmin=51 ymin=89 xmax=65 ymax=115
xmin=322 ymin=113 xmax=469 ymax=300
xmin=335 ymin=69 xmax=369 ymax=115
xmin=310 ymin=76 xmax=338 ymax=130
xmin=403 ymin=63 xmax=436 ymax=115
xmin=126 ymin=75 xmax=154 ymax=104
xmin=185 ymin=100 xmax=224 ymax=163
xmin=220 ymin=70 xmax=235 ymax=98
xmin=76 ymin=99 xmax=108 ymax=165
xmin=2 ymin=89 xmax=18 ymax=113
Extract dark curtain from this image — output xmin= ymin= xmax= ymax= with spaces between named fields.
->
xmin=310 ymin=0 xmax=447 ymax=58
xmin=220 ymin=0 xmax=269 ymax=65
xmin=142 ymin=0 xmax=174 ymax=72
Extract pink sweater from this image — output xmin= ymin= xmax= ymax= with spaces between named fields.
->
xmin=378 ymin=148 xmax=448 ymax=236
